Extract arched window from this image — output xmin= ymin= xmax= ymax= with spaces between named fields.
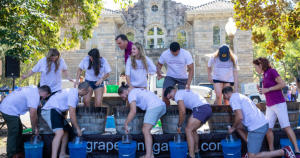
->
xmin=90 ymin=31 xmax=98 ymax=49
xmin=151 ymin=5 xmax=158 ymax=12
xmin=126 ymin=32 xmax=134 ymax=42
xmin=177 ymin=30 xmax=187 ymax=48
xmin=213 ymin=26 xmax=221 ymax=45
xmin=146 ymin=27 xmax=164 ymax=49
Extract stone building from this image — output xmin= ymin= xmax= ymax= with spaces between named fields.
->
xmin=61 ymin=0 xmax=253 ymax=89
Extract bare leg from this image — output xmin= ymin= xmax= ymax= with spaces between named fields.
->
xmin=284 ymin=126 xmax=300 ymax=152
xmin=94 ymin=87 xmax=104 ymax=107
xmin=83 ymin=88 xmax=93 ymax=107
xmin=185 ymin=115 xmax=202 ymax=157
xmin=52 ymin=129 xmax=64 ymax=158
xmin=213 ymin=83 xmax=223 ymax=105
xmin=141 ymin=123 xmax=155 ymax=158
xmin=59 ymin=130 xmax=69 ymax=158
xmin=194 ymin=130 xmax=199 ymax=154
xmin=162 ymin=89 xmax=170 ymax=106
xmin=248 ymin=149 xmax=284 ymax=158
xmin=266 ymin=128 xmax=274 ymax=151
xmin=223 ymin=83 xmax=231 ymax=105
xmin=235 ymin=122 xmax=248 ymax=143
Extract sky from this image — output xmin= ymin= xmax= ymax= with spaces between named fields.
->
xmin=103 ymin=0 xmax=220 ymax=10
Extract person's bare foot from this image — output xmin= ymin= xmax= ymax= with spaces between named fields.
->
xmin=139 ymin=155 xmax=154 ymax=158
xmin=59 ymin=154 xmax=69 ymax=158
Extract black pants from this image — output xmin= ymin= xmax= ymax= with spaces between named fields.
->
xmin=291 ymin=94 xmax=297 ymax=101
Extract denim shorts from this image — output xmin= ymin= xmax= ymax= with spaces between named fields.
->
xmin=85 ymin=79 xmax=104 ymax=90
xmin=163 ymin=76 xmax=188 ymax=90
xmin=243 ymin=123 xmax=269 ymax=154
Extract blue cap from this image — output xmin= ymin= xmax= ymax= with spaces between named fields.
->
xmin=219 ymin=44 xmax=230 ymax=62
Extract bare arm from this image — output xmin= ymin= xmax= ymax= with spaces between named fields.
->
xmin=260 ymin=76 xmax=286 ymax=94
xmin=207 ymin=67 xmax=213 ymax=84
xmin=233 ymin=71 xmax=238 ymax=92
xmin=228 ymin=109 xmax=243 ymax=134
xmin=62 ymin=69 xmax=74 ymax=82
xmin=29 ymin=108 xmax=39 ymax=134
xmin=177 ymin=100 xmax=186 ymax=126
xmin=75 ymin=68 xmax=83 ymax=88
xmin=156 ymin=62 xmax=164 ymax=80
xmin=186 ymin=63 xmax=194 ymax=89
xmin=69 ymin=106 xmax=82 ymax=136
xmin=21 ymin=70 xmax=35 ymax=80
xmin=126 ymin=75 xmax=132 ymax=87
xmin=95 ymin=73 xmax=109 ymax=86
xmin=124 ymin=101 xmax=137 ymax=134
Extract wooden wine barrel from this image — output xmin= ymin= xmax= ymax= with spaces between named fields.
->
xmin=113 ymin=106 xmax=145 ymax=134
xmin=71 ymin=107 xmax=107 ymax=134
xmin=256 ymin=101 xmax=300 ymax=131
xmin=207 ymin=105 xmax=235 ymax=133
xmin=38 ymin=108 xmax=68 ymax=134
xmin=160 ymin=106 xmax=192 ymax=134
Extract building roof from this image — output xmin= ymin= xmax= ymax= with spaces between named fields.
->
xmin=101 ymin=8 xmax=122 ymax=15
xmin=187 ymin=0 xmax=234 ymax=11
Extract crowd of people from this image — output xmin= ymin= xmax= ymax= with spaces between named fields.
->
xmin=0 ymin=34 xmax=299 ymax=158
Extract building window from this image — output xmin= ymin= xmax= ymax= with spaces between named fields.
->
xmin=126 ymin=32 xmax=134 ymax=42
xmin=80 ymin=40 xmax=86 ymax=49
xmin=146 ymin=27 xmax=165 ymax=49
xmin=177 ymin=30 xmax=187 ymax=48
xmin=151 ymin=5 xmax=158 ymax=12
xmin=226 ymin=34 xmax=230 ymax=45
xmin=213 ymin=26 xmax=221 ymax=45
xmin=90 ymin=31 xmax=98 ymax=49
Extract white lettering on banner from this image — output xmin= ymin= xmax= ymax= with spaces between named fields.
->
xmin=85 ymin=141 xmax=222 ymax=154
xmin=153 ymin=143 xmax=160 ymax=154
xmin=201 ymin=143 xmax=208 ymax=151
xmin=161 ymin=143 xmax=168 ymax=151
xmin=138 ymin=142 xmax=145 ymax=151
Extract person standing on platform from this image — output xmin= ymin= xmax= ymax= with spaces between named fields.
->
xmin=22 ymin=48 xmax=74 ymax=101
xmin=222 ymin=86 xmax=296 ymax=158
xmin=118 ymin=82 xmax=166 ymax=158
xmin=253 ymin=57 xmax=300 ymax=156
xmin=74 ymin=48 xmax=111 ymax=107
xmin=291 ymin=85 xmax=297 ymax=101
xmin=126 ymin=42 xmax=157 ymax=89
xmin=41 ymin=82 xmax=91 ymax=158
xmin=157 ymin=42 xmax=194 ymax=106
xmin=164 ymin=87 xmax=212 ymax=158
xmin=115 ymin=34 xmax=133 ymax=65
xmin=282 ymin=85 xmax=289 ymax=101
xmin=207 ymin=44 xmax=238 ymax=105
xmin=0 ymin=85 xmax=51 ymax=158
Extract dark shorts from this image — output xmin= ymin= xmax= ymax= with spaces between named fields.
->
xmin=191 ymin=104 xmax=212 ymax=124
xmin=213 ymin=79 xmax=234 ymax=86
xmin=163 ymin=76 xmax=188 ymax=90
xmin=85 ymin=79 xmax=104 ymax=90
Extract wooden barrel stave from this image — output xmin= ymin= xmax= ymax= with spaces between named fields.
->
xmin=207 ymin=105 xmax=235 ymax=133
xmin=113 ymin=107 xmax=145 ymax=134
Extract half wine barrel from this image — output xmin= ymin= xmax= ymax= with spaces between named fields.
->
xmin=207 ymin=105 xmax=235 ymax=133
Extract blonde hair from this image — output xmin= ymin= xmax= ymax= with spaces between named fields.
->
xmin=131 ymin=42 xmax=148 ymax=72
xmin=46 ymin=49 xmax=61 ymax=74
xmin=206 ymin=48 xmax=237 ymax=69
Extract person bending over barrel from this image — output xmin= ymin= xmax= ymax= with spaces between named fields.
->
xmin=164 ymin=86 xmax=212 ymax=158
xmin=75 ymin=48 xmax=111 ymax=107
xmin=41 ymin=82 xmax=91 ymax=158
xmin=222 ymin=86 xmax=296 ymax=158
xmin=118 ymin=82 xmax=166 ymax=158
xmin=0 ymin=85 xmax=51 ymax=158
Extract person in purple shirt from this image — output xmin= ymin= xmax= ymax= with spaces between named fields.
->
xmin=115 ymin=34 xmax=133 ymax=65
xmin=253 ymin=57 xmax=300 ymax=157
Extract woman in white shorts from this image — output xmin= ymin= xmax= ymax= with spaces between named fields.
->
xmin=253 ymin=57 xmax=300 ymax=156
xmin=207 ymin=45 xmax=238 ymax=105
xmin=118 ymin=82 xmax=166 ymax=158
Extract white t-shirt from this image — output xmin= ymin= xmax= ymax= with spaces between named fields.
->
xmin=207 ymin=56 xmax=238 ymax=82
xmin=32 ymin=57 xmax=67 ymax=92
xmin=125 ymin=56 xmax=157 ymax=87
xmin=128 ymin=88 xmax=165 ymax=110
xmin=229 ymin=93 xmax=269 ymax=131
xmin=0 ymin=87 xmax=40 ymax=116
xmin=175 ymin=90 xmax=208 ymax=110
xmin=42 ymin=88 xmax=78 ymax=114
xmin=79 ymin=56 xmax=112 ymax=81
xmin=158 ymin=49 xmax=193 ymax=79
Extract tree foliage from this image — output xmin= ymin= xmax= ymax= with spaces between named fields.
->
xmin=233 ymin=0 xmax=300 ymax=59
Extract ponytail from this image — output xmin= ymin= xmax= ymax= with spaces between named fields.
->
xmin=118 ymin=82 xmax=129 ymax=94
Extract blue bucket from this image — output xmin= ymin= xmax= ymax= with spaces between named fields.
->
xmin=298 ymin=114 xmax=300 ymax=126
xmin=169 ymin=141 xmax=188 ymax=158
xmin=68 ymin=141 xmax=87 ymax=158
xmin=106 ymin=116 xmax=115 ymax=128
xmin=24 ymin=141 xmax=44 ymax=158
xmin=221 ymin=139 xmax=241 ymax=158
xmin=118 ymin=141 xmax=136 ymax=158
xmin=280 ymin=139 xmax=300 ymax=158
